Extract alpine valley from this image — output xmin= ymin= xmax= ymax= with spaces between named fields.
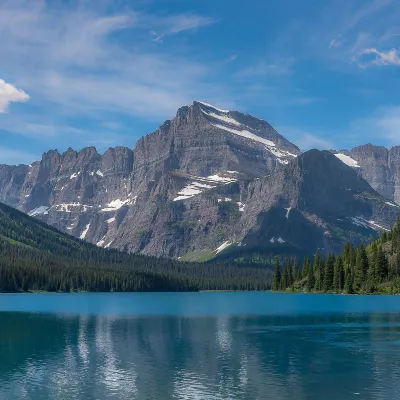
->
xmin=1 ymin=101 xmax=399 ymax=265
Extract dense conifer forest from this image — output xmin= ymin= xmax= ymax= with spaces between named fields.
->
xmin=0 ymin=203 xmax=273 ymax=292
xmin=273 ymin=218 xmax=400 ymax=294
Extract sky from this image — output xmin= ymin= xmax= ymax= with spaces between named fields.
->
xmin=0 ymin=0 xmax=399 ymax=165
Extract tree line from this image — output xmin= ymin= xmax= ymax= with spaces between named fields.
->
xmin=273 ymin=218 xmax=400 ymax=294
xmin=0 ymin=203 xmax=273 ymax=292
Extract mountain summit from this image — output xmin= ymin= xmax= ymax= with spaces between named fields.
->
xmin=0 ymin=102 xmax=398 ymax=261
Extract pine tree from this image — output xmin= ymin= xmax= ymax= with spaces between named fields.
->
xmin=375 ymin=246 xmax=388 ymax=283
xmin=333 ymin=255 xmax=344 ymax=292
xmin=354 ymin=245 xmax=368 ymax=291
xmin=314 ymin=251 xmax=324 ymax=291
xmin=293 ymin=258 xmax=301 ymax=282
xmin=344 ymin=267 xmax=353 ymax=294
xmin=272 ymin=259 xmax=281 ymax=291
xmin=282 ymin=264 xmax=289 ymax=290
xmin=323 ymin=254 xmax=335 ymax=292
xmin=307 ymin=263 xmax=315 ymax=292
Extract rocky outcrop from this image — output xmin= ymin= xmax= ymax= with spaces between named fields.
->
xmin=333 ymin=145 xmax=400 ymax=205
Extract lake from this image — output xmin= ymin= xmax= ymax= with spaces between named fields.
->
xmin=1 ymin=293 xmax=400 ymax=399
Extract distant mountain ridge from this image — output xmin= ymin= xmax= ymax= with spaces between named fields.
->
xmin=0 ymin=101 xmax=399 ymax=261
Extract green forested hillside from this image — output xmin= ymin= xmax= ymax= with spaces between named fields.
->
xmin=273 ymin=219 xmax=400 ymax=294
xmin=0 ymin=203 xmax=272 ymax=292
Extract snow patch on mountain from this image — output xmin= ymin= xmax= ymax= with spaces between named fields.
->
xmin=351 ymin=216 xmax=389 ymax=231
xmin=28 ymin=206 xmax=49 ymax=216
xmin=213 ymin=123 xmax=276 ymax=147
xmin=197 ymin=101 xmax=229 ymax=113
xmin=173 ymin=173 xmax=237 ymax=202
xmin=174 ymin=182 xmax=215 ymax=201
xmin=53 ymin=203 xmax=93 ymax=213
xmin=215 ymin=241 xmax=232 ymax=254
xmin=201 ymin=109 xmax=241 ymax=126
xmin=80 ymin=223 xmax=90 ymax=239
xmin=100 ymin=199 xmax=132 ymax=212
xmin=335 ymin=153 xmax=360 ymax=168
xmin=70 ymin=172 xmax=81 ymax=179
xmin=386 ymin=201 xmax=399 ymax=207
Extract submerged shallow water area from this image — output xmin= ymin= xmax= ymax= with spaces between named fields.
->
xmin=1 ymin=292 xmax=400 ymax=399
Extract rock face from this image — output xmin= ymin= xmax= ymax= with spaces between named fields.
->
xmin=333 ymin=145 xmax=400 ymax=205
xmin=0 ymin=101 xmax=399 ymax=259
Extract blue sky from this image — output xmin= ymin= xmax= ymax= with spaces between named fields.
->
xmin=0 ymin=0 xmax=399 ymax=164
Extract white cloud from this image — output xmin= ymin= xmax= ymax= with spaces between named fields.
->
xmin=0 ymin=0 xmax=228 ymax=131
xmin=0 ymin=79 xmax=29 ymax=113
xmin=150 ymin=13 xmax=216 ymax=43
xmin=355 ymin=47 xmax=400 ymax=67
xmin=0 ymin=146 xmax=38 ymax=165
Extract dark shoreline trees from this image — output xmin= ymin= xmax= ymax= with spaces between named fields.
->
xmin=276 ymin=218 xmax=400 ymax=295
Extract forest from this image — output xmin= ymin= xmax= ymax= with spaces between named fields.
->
xmin=0 ymin=202 xmax=272 ymax=292
xmin=273 ymin=218 xmax=400 ymax=294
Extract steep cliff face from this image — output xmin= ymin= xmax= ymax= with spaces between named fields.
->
xmin=333 ymin=145 xmax=400 ymax=205
xmin=0 ymin=101 xmax=301 ymax=255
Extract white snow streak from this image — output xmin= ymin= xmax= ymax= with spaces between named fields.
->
xmin=351 ymin=216 xmax=390 ymax=231
xmin=28 ymin=206 xmax=49 ymax=216
xmin=386 ymin=201 xmax=399 ymax=207
xmin=53 ymin=203 xmax=92 ymax=213
xmin=335 ymin=153 xmax=360 ymax=168
xmin=215 ymin=241 xmax=232 ymax=254
xmin=70 ymin=172 xmax=81 ymax=179
xmin=173 ymin=182 xmax=215 ymax=201
xmin=237 ymin=202 xmax=245 ymax=211
xmin=201 ymin=109 xmax=241 ymax=126
xmin=80 ymin=223 xmax=90 ymax=239
xmin=96 ymin=170 xmax=104 ymax=177
xmin=213 ymin=123 xmax=276 ymax=147
xmin=197 ymin=101 xmax=229 ymax=113
xmin=285 ymin=207 xmax=292 ymax=219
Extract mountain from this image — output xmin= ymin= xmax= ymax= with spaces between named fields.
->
xmin=332 ymin=145 xmax=400 ymax=205
xmin=0 ymin=201 xmax=272 ymax=292
xmin=0 ymin=101 xmax=399 ymax=261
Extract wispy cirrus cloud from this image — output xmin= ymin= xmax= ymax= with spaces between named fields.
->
xmin=0 ymin=79 xmax=30 ymax=113
xmin=0 ymin=0 xmax=229 ymax=139
xmin=149 ymin=13 xmax=216 ymax=43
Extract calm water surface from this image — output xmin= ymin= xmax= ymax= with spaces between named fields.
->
xmin=1 ymin=292 xmax=400 ymax=399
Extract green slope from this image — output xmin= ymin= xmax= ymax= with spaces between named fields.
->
xmin=0 ymin=203 xmax=272 ymax=293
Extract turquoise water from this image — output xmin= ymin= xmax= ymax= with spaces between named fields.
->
xmin=1 ymin=293 xmax=400 ymax=399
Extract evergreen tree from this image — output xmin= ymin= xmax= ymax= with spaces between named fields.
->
xmin=272 ymin=259 xmax=281 ymax=291
xmin=282 ymin=264 xmax=289 ymax=290
xmin=323 ymin=254 xmax=335 ymax=292
xmin=306 ymin=263 xmax=315 ymax=292
xmin=293 ymin=258 xmax=301 ymax=282
xmin=333 ymin=255 xmax=344 ymax=292
xmin=354 ymin=245 xmax=368 ymax=291
xmin=314 ymin=251 xmax=324 ymax=291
